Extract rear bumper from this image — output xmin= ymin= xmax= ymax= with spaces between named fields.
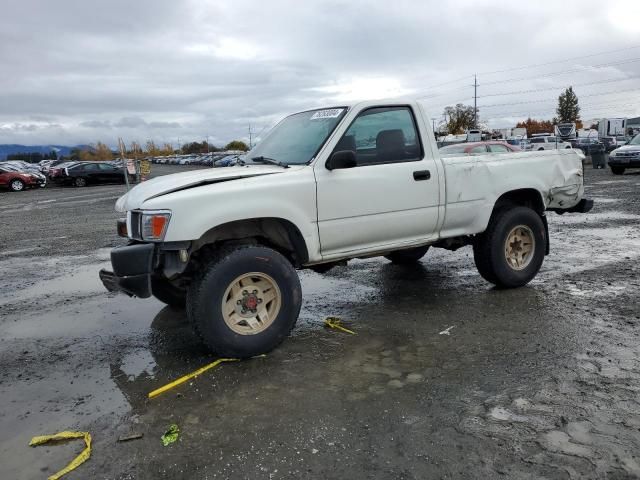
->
xmin=549 ymin=198 xmax=594 ymax=215
xmin=99 ymin=243 xmax=155 ymax=298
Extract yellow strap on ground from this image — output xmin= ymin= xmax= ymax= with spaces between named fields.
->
xmin=148 ymin=358 xmax=239 ymax=399
xmin=29 ymin=431 xmax=91 ymax=480
xmin=324 ymin=316 xmax=356 ymax=335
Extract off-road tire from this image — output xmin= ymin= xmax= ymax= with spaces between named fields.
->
xmin=151 ymin=275 xmax=186 ymax=308
xmin=9 ymin=179 xmax=25 ymax=192
xmin=187 ymin=244 xmax=302 ymax=358
xmin=473 ymin=207 xmax=545 ymax=288
xmin=385 ymin=246 xmax=430 ymax=264
xmin=610 ymin=166 xmax=625 ymax=175
xmin=74 ymin=177 xmax=87 ymax=187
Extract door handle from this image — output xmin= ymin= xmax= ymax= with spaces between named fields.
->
xmin=413 ymin=170 xmax=431 ymax=181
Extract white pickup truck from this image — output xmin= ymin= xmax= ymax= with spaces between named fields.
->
xmin=100 ymin=99 xmax=592 ymax=357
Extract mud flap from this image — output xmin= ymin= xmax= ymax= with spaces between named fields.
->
xmin=542 ymin=214 xmax=550 ymax=256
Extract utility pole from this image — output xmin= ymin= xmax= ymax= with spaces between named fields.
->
xmin=248 ymin=124 xmax=254 ymax=149
xmin=473 ymin=74 xmax=478 ymax=129
xmin=206 ymin=135 xmax=209 ymax=154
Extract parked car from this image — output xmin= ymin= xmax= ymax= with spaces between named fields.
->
xmin=526 ymin=136 xmax=572 ymax=150
xmin=3 ymin=160 xmax=42 ymax=173
xmin=52 ymin=161 xmax=127 ymax=187
xmin=100 ymin=99 xmax=591 ymax=358
xmin=572 ymin=137 xmax=604 ymax=156
xmin=608 ymin=133 xmax=640 ymax=175
xmin=214 ymin=154 xmax=242 ymax=167
xmin=439 ymin=141 xmax=521 ymax=156
xmin=600 ymin=137 xmax=619 ymax=153
xmin=0 ymin=164 xmax=46 ymax=191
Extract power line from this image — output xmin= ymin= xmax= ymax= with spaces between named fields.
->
xmin=483 ymin=100 xmax=640 ymax=120
xmin=476 ymin=45 xmax=640 ymax=76
xmin=478 ymin=86 xmax=640 ymax=108
xmin=480 ymin=57 xmax=640 ymax=86
xmin=477 ymin=74 xmax=640 ymax=98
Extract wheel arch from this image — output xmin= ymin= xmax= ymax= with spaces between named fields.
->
xmin=491 ymin=188 xmax=549 ymax=254
xmin=192 ymin=217 xmax=309 ymax=267
xmin=493 ymin=188 xmax=545 ymax=214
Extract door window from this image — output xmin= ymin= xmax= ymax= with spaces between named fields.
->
xmin=469 ymin=145 xmax=487 ymax=153
xmin=489 ymin=144 xmax=509 ymax=153
xmin=338 ymin=106 xmax=422 ymax=166
xmin=98 ymin=163 xmax=115 ymax=171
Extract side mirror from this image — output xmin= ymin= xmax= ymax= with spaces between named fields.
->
xmin=326 ymin=150 xmax=357 ymax=171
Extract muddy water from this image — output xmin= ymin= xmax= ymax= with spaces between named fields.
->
xmin=1 ymin=167 xmax=639 ymax=479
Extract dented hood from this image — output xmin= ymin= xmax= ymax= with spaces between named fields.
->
xmin=115 ymin=165 xmax=291 ymax=212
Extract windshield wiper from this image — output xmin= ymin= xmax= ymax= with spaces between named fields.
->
xmin=251 ymin=156 xmax=289 ymax=168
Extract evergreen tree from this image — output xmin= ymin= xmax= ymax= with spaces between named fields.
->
xmin=556 ymin=87 xmax=580 ymax=123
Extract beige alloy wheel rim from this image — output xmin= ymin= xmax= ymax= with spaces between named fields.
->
xmin=221 ymin=272 xmax=281 ymax=335
xmin=504 ymin=225 xmax=535 ymax=271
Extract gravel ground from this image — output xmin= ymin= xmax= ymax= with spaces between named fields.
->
xmin=0 ymin=164 xmax=639 ymax=479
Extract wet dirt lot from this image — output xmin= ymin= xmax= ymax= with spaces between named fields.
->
xmin=1 ymin=165 xmax=639 ymax=479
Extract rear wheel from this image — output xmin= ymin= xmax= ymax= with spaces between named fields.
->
xmin=9 ymin=179 xmax=25 ymax=192
xmin=610 ymin=166 xmax=625 ymax=175
xmin=385 ymin=246 xmax=429 ymax=264
xmin=187 ymin=245 xmax=302 ymax=358
xmin=473 ymin=207 xmax=545 ymax=288
xmin=151 ymin=276 xmax=186 ymax=308
xmin=74 ymin=177 xmax=87 ymax=187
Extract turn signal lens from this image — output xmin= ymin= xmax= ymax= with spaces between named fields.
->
xmin=117 ymin=218 xmax=128 ymax=237
xmin=141 ymin=212 xmax=171 ymax=241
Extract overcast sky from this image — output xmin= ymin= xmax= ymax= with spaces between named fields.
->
xmin=1 ymin=0 xmax=639 ymax=147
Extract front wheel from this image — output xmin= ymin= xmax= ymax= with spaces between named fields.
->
xmin=610 ymin=166 xmax=625 ymax=175
xmin=473 ymin=207 xmax=546 ymax=288
xmin=385 ymin=246 xmax=429 ymax=264
xmin=187 ymin=245 xmax=302 ymax=358
xmin=74 ymin=177 xmax=87 ymax=187
xmin=9 ymin=179 xmax=25 ymax=192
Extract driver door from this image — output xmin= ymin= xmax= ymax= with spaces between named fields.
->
xmin=314 ymin=105 xmax=440 ymax=257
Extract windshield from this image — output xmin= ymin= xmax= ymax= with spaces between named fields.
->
xmin=629 ymin=134 xmax=640 ymax=145
xmin=246 ymin=108 xmax=347 ymax=165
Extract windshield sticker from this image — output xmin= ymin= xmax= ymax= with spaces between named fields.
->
xmin=310 ymin=109 xmax=344 ymax=120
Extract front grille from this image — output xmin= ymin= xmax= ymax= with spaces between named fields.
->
xmin=129 ymin=211 xmax=142 ymax=240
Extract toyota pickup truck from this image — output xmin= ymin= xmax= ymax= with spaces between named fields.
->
xmin=100 ymin=99 xmax=593 ymax=357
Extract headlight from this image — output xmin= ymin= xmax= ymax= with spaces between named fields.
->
xmin=609 ymin=150 xmax=616 ymax=157
xmin=140 ymin=211 xmax=171 ymax=241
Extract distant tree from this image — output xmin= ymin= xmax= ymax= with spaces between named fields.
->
xmin=442 ymin=104 xmax=477 ymax=134
xmin=50 ymin=150 xmax=58 ymax=160
xmin=129 ymin=141 xmax=144 ymax=160
xmin=161 ymin=143 xmax=175 ymax=156
xmin=69 ymin=148 xmax=82 ymax=161
xmin=556 ymin=87 xmax=581 ymax=124
xmin=516 ymin=118 xmax=555 ymax=135
xmin=224 ymin=140 xmax=249 ymax=151
xmin=145 ymin=141 xmax=162 ymax=156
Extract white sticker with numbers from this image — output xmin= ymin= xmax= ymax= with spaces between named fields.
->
xmin=310 ymin=108 xmax=344 ymax=120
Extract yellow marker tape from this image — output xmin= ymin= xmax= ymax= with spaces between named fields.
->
xmin=148 ymin=358 xmax=239 ymax=399
xmin=324 ymin=316 xmax=356 ymax=335
xmin=29 ymin=431 xmax=91 ymax=480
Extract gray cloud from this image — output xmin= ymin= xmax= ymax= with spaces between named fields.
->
xmin=1 ymin=0 xmax=639 ymax=146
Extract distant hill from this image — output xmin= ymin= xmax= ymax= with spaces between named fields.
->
xmin=0 ymin=144 xmax=91 ymax=160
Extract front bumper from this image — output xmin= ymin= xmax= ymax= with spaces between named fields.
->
xmin=608 ymin=157 xmax=640 ymax=168
xmin=99 ymin=243 xmax=155 ymax=298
